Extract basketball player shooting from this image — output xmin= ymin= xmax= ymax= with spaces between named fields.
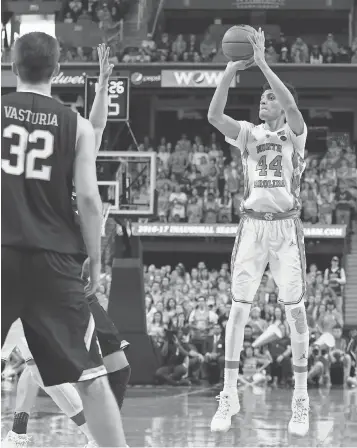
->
xmin=1 ymin=33 xmax=126 ymax=447
xmin=208 ymin=27 xmax=309 ymax=436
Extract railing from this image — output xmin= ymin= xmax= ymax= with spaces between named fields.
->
xmin=137 ymin=0 xmax=147 ymax=30
xmin=150 ymin=0 xmax=165 ymax=37
xmin=119 ymin=19 xmax=124 ymax=42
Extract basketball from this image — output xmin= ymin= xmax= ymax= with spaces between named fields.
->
xmin=222 ymin=25 xmax=255 ymax=61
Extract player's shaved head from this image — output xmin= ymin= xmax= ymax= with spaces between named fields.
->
xmin=262 ymin=81 xmax=298 ymax=105
xmin=12 ymin=32 xmax=60 ymax=84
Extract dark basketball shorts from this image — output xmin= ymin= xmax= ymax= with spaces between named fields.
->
xmin=1 ymin=247 xmax=107 ymax=387
xmin=87 ymin=294 xmax=126 ymax=358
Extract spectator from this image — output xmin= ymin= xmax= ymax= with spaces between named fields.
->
xmin=317 ymin=185 xmax=335 ymax=224
xmin=203 ymin=324 xmax=225 ymax=384
xmin=335 ymin=183 xmax=354 ymax=227
xmin=321 ymin=33 xmax=339 ymax=56
xmin=267 ymin=324 xmax=293 ymax=387
xmin=147 ymin=311 xmax=166 ymax=347
xmin=168 ymin=185 xmax=188 ymax=222
xmin=203 ymin=191 xmax=219 ymax=223
xmin=310 ymin=45 xmax=323 ymax=64
xmin=336 ymin=45 xmax=351 ymax=63
xmin=141 ymin=33 xmax=156 ymax=52
xmin=200 ymin=32 xmax=217 ymax=61
xmin=317 ymin=299 xmax=343 ymax=334
xmin=155 ymin=328 xmax=203 ymax=386
xmin=307 ymin=345 xmax=330 ymax=387
xmin=189 ymin=296 xmax=218 ymax=354
xmin=248 ymin=306 xmax=268 ymax=339
xmin=265 ymin=43 xmax=278 ymax=64
xmin=278 ymin=46 xmax=291 ymax=63
xmin=171 ymin=34 xmax=187 ymax=57
xmin=187 ymin=34 xmax=200 ymax=56
xmin=301 ymin=183 xmax=318 ymax=223
xmin=169 ymin=143 xmax=189 ymax=179
xmin=156 ymin=32 xmax=170 ymax=55
xmin=291 ymin=37 xmax=309 ymax=63
xmin=323 ymin=47 xmax=337 ymax=64
xmin=239 ymin=345 xmax=270 ymax=388
xmin=187 ymin=195 xmax=203 ymax=223
xmin=324 ymin=256 xmax=346 ymax=311
xmin=275 ymin=32 xmax=290 ymax=55
xmin=218 ymin=190 xmax=232 ymax=223
xmin=329 ymin=325 xmax=351 ymax=386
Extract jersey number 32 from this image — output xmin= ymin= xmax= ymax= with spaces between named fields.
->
xmin=2 ymin=124 xmax=53 ymax=181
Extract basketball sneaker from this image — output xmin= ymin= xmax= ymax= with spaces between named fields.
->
xmin=288 ymin=395 xmax=310 ymax=436
xmin=210 ymin=390 xmax=240 ymax=432
xmin=2 ymin=430 xmax=30 ymax=448
xmin=84 ymin=441 xmax=98 ymax=448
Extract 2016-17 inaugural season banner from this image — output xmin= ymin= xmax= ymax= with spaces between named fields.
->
xmin=118 ymin=223 xmax=347 ymax=238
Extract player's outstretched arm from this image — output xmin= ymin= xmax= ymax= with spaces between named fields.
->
xmin=74 ymin=115 xmax=102 ymax=291
xmin=207 ymin=59 xmax=253 ymax=139
xmin=89 ymin=43 xmax=114 ymax=153
xmin=248 ymin=28 xmax=304 ymax=136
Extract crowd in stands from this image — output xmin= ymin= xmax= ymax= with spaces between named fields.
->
xmin=142 ymin=259 xmax=356 ymax=388
xmin=3 ymin=21 xmax=357 ymax=64
xmin=128 ymin=32 xmax=357 ymax=64
xmin=56 ymin=30 xmax=357 ymax=64
xmin=129 ymin=132 xmax=357 ymax=228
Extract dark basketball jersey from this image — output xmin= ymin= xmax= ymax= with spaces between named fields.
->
xmin=1 ymin=91 xmax=83 ymax=254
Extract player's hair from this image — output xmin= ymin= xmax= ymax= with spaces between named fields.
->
xmin=12 ymin=32 xmax=60 ymax=84
xmin=262 ymin=81 xmax=298 ymax=105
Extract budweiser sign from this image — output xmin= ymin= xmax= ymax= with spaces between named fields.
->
xmin=51 ymin=72 xmax=87 ymax=85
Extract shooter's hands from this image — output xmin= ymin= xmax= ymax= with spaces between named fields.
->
xmin=225 ymin=57 xmax=255 ymax=74
xmin=247 ymin=27 xmax=266 ymax=67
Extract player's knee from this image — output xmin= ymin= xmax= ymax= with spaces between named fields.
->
xmin=229 ymin=301 xmax=251 ymax=326
xmin=76 ymin=374 xmax=111 ymax=398
xmin=284 ymin=302 xmax=309 ymax=342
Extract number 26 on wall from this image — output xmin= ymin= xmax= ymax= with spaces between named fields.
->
xmin=2 ymin=124 xmax=54 ymax=181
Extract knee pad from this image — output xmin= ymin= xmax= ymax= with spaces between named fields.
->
xmin=285 ymin=303 xmax=309 ymax=342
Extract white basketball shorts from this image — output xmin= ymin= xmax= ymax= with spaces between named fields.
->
xmin=230 ymin=215 xmax=306 ymax=305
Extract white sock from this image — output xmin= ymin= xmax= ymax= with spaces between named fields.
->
xmin=79 ymin=423 xmax=95 ymax=442
xmin=223 ymin=368 xmax=239 ymax=392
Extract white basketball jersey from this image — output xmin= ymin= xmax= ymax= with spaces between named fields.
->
xmin=226 ymin=121 xmax=307 ymax=213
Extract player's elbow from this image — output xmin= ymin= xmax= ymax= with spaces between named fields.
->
xmin=76 ymin=191 xmax=102 ymax=214
xmin=207 ymin=113 xmax=220 ymax=125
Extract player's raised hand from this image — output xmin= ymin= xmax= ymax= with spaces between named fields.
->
xmin=98 ymin=43 xmax=114 ymax=85
xmin=226 ymin=57 xmax=255 ymax=73
xmin=247 ymin=27 xmax=266 ymax=66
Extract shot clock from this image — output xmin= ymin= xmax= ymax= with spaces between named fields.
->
xmin=84 ymin=76 xmax=129 ymax=122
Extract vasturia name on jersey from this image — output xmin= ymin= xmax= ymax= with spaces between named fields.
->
xmin=226 ymin=121 xmax=307 ymax=213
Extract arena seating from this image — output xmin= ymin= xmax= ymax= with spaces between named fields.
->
xmin=129 ymin=132 xmax=357 ymax=227
xmin=139 ymin=260 xmax=354 ymax=387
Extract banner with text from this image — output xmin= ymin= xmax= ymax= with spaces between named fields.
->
xmin=164 ymin=0 xmax=352 ymax=10
xmin=2 ymin=64 xmax=356 ymax=90
xmin=122 ymin=223 xmax=346 ymax=238
xmin=161 ymin=70 xmax=237 ymax=88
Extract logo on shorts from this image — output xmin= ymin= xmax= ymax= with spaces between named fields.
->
xmin=264 ymin=213 xmax=274 ymax=221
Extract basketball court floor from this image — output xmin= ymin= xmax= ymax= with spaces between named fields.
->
xmin=2 ymin=382 xmax=357 ymax=447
